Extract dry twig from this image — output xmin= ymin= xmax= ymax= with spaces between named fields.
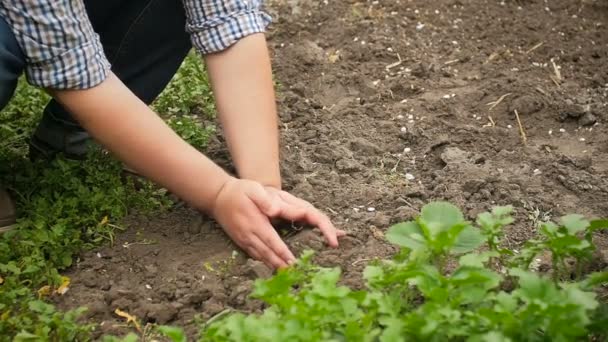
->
xmin=487 ymin=93 xmax=512 ymax=111
xmin=525 ymin=42 xmax=544 ymax=54
xmin=514 ymin=109 xmax=528 ymax=145
xmin=386 ymin=53 xmax=403 ymax=70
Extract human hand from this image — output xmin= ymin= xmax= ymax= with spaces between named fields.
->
xmin=211 ymin=178 xmax=345 ymax=269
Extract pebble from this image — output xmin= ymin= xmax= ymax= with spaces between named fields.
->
xmin=533 ymin=169 xmax=542 ymax=175
xmin=405 ymin=173 xmax=416 ymax=180
xmin=403 ymin=147 xmax=411 ymax=153
xmin=578 ymin=112 xmax=597 ymax=126
xmin=400 ymin=127 xmax=407 ymax=133
xmin=367 ymin=207 xmax=376 ymax=212
xmin=559 ymin=128 xmax=566 ymax=133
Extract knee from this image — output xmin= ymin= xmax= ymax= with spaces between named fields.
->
xmin=0 ymin=16 xmax=25 ymax=110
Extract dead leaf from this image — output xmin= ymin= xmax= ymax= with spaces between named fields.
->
xmin=328 ymin=51 xmax=340 ymax=63
xmin=114 ymin=308 xmax=142 ymax=332
xmin=370 ymin=226 xmax=384 ymax=239
xmin=100 ymin=216 xmax=109 ymax=225
xmin=55 ymin=276 xmax=70 ymax=295
xmin=37 ymin=285 xmax=51 ymax=299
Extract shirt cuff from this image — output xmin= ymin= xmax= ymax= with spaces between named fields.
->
xmin=188 ymin=10 xmax=272 ymax=55
xmin=25 ymin=34 xmax=111 ymax=90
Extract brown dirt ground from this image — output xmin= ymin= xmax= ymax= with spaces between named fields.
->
xmin=55 ymin=0 xmax=608 ymax=338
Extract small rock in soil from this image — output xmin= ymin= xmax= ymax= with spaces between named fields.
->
xmin=157 ymin=284 xmax=176 ymax=300
xmin=202 ymin=298 xmax=225 ymax=317
xmin=440 ymin=147 xmax=471 ymax=165
xmin=349 ymin=137 xmax=381 ymax=154
xmin=335 ymin=158 xmax=361 ymax=173
xmin=187 ymin=216 xmax=204 ymax=234
xmin=105 ymin=287 xmax=137 ymax=303
xmin=578 ymin=112 xmax=597 ymax=126
xmin=110 ymin=298 xmax=135 ymax=311
xmin=509 ymin=95 xmax=544 ymax=115
xmin=83 ymin=300 xmax=107 ymax=319
xmin=559 ymin=103 xmax=587 ymax=120
xmin=244 ymin=259 xmax=273 ymax=279
xmin=371 ymin=212 xmax=391 ymax=228
xmin=141 ymin=302 xmax=178 ymax=324
xmin=229 ymin=280 xmax=254 ymax=306
xmin=81 ymin=271 xmax=99 ymax=288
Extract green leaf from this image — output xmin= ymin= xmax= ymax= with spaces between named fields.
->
xmin=539 ymin=221 xmax=559 ymax=237
xmin=581 ymin=272 xmax=608 ymax=290
xmin=510 ymin=268 xmax=557 ymax=302
xmin=563 ymin=285 xmax=598 ymax=311
xmin=492 ymin=205 xmax=514 ymax=217
xmin=588 ymin=219 xmax=608 ymax=232
xmin=419 ymin=202 xmax=465 ymax=236
xmin=157 ymin=326 xmax=187 ymax=342
xmin=452 ymin=226 xmax=484 ymax=254
xmin=560 ymin=214 xmax=589 ymax=234
xmin=468 ymin=331 xmax=511 ymax=342
xmin=459 ymin=251 xmax=499 ymax=268
xmin=386 ymin=221 xmax=426 ymax=250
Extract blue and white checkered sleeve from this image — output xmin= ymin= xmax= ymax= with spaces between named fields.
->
xmin=183 ymin=0 xmax=272 ymax=54
xmin=0 ymin=0 xmax=110 ymax=89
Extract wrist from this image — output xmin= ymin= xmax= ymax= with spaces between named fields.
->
xmin=200 ymin=172 xmax=235 ymax=215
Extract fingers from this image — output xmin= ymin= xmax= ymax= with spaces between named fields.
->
xmin=247 ymin=234 xmax=291 ymax=269
xmin=275 ymin=193 xmax=341 ymax=248
xmin=246 ymin=183 xmax=282 ymax=217
xmin=255 ymin=225 xmax=296 ymax=265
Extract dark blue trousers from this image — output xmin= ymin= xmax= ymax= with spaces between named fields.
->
xmin=0 ymin=0 xmax=192 ymax=158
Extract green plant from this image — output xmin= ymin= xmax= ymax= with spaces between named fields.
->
xmin=167 ymin=115 xmax=215 ymax=150
xmin=200 ymin=202 xmax=608 ymax=341
xmin=153 ymin=51 xmax=215 ymax=117
xmin=0 ymin=49 xmax=216 ymax=339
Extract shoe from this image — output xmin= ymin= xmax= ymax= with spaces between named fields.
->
xmin=0 ymin=188 xmax=16 ymax=233
xmin=29 ymin=134 xmax=87 ymax=161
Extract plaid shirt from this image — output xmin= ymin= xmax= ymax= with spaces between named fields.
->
xmin=0 ymin=0 xmax=271 ymax=90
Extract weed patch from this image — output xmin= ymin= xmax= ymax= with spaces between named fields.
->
xmin=0 ymin=51 xmax=215 ymax=340
xmin=201 ymin=202 xmax=608 ymax=341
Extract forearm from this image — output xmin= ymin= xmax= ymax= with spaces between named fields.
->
xmin=50 ymin=73 xmax=231 ymax=213
xmin=205 ymin=33 xmax=281 ymax=189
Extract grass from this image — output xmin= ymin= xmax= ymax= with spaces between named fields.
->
xmin=0 ymin=51 xmax=215 ymax=340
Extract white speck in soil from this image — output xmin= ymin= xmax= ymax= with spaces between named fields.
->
xmin=579 ymin=138 xmax=586 ymax=142
xmin=559 ymin=128 xmax=566 ymax=133
xmin=405 ymin=173 xmax=416 ymax=181
xmin=403 ymin=147 xmax=412 ymax=153
xmin=397 ymin=114 xmax=404 ymax=120
xmin=367 ymin=207 xmax=376 ymax=212
xmin=507 ymin=125 xmax=512 ymax=129
xmin=408 ymin=114 xmax=414 ymax=120
xmin=353 ymin=208 xmax=360 ymax=212
xmin=400 ymin=127 xmax=407 ymax=133
xmin=96 ymin=252 xmax=102 ymax=258
xmin=548 ymin=130 xmax=553 ymax=135
xmin=533 ymin=169 xmax=542 ymax=175
xmin=145 ymin=284 xmax=152 ymax=289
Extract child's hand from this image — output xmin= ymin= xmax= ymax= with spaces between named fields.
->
xmin=211 ymin=178 xmax=345 ymax=269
